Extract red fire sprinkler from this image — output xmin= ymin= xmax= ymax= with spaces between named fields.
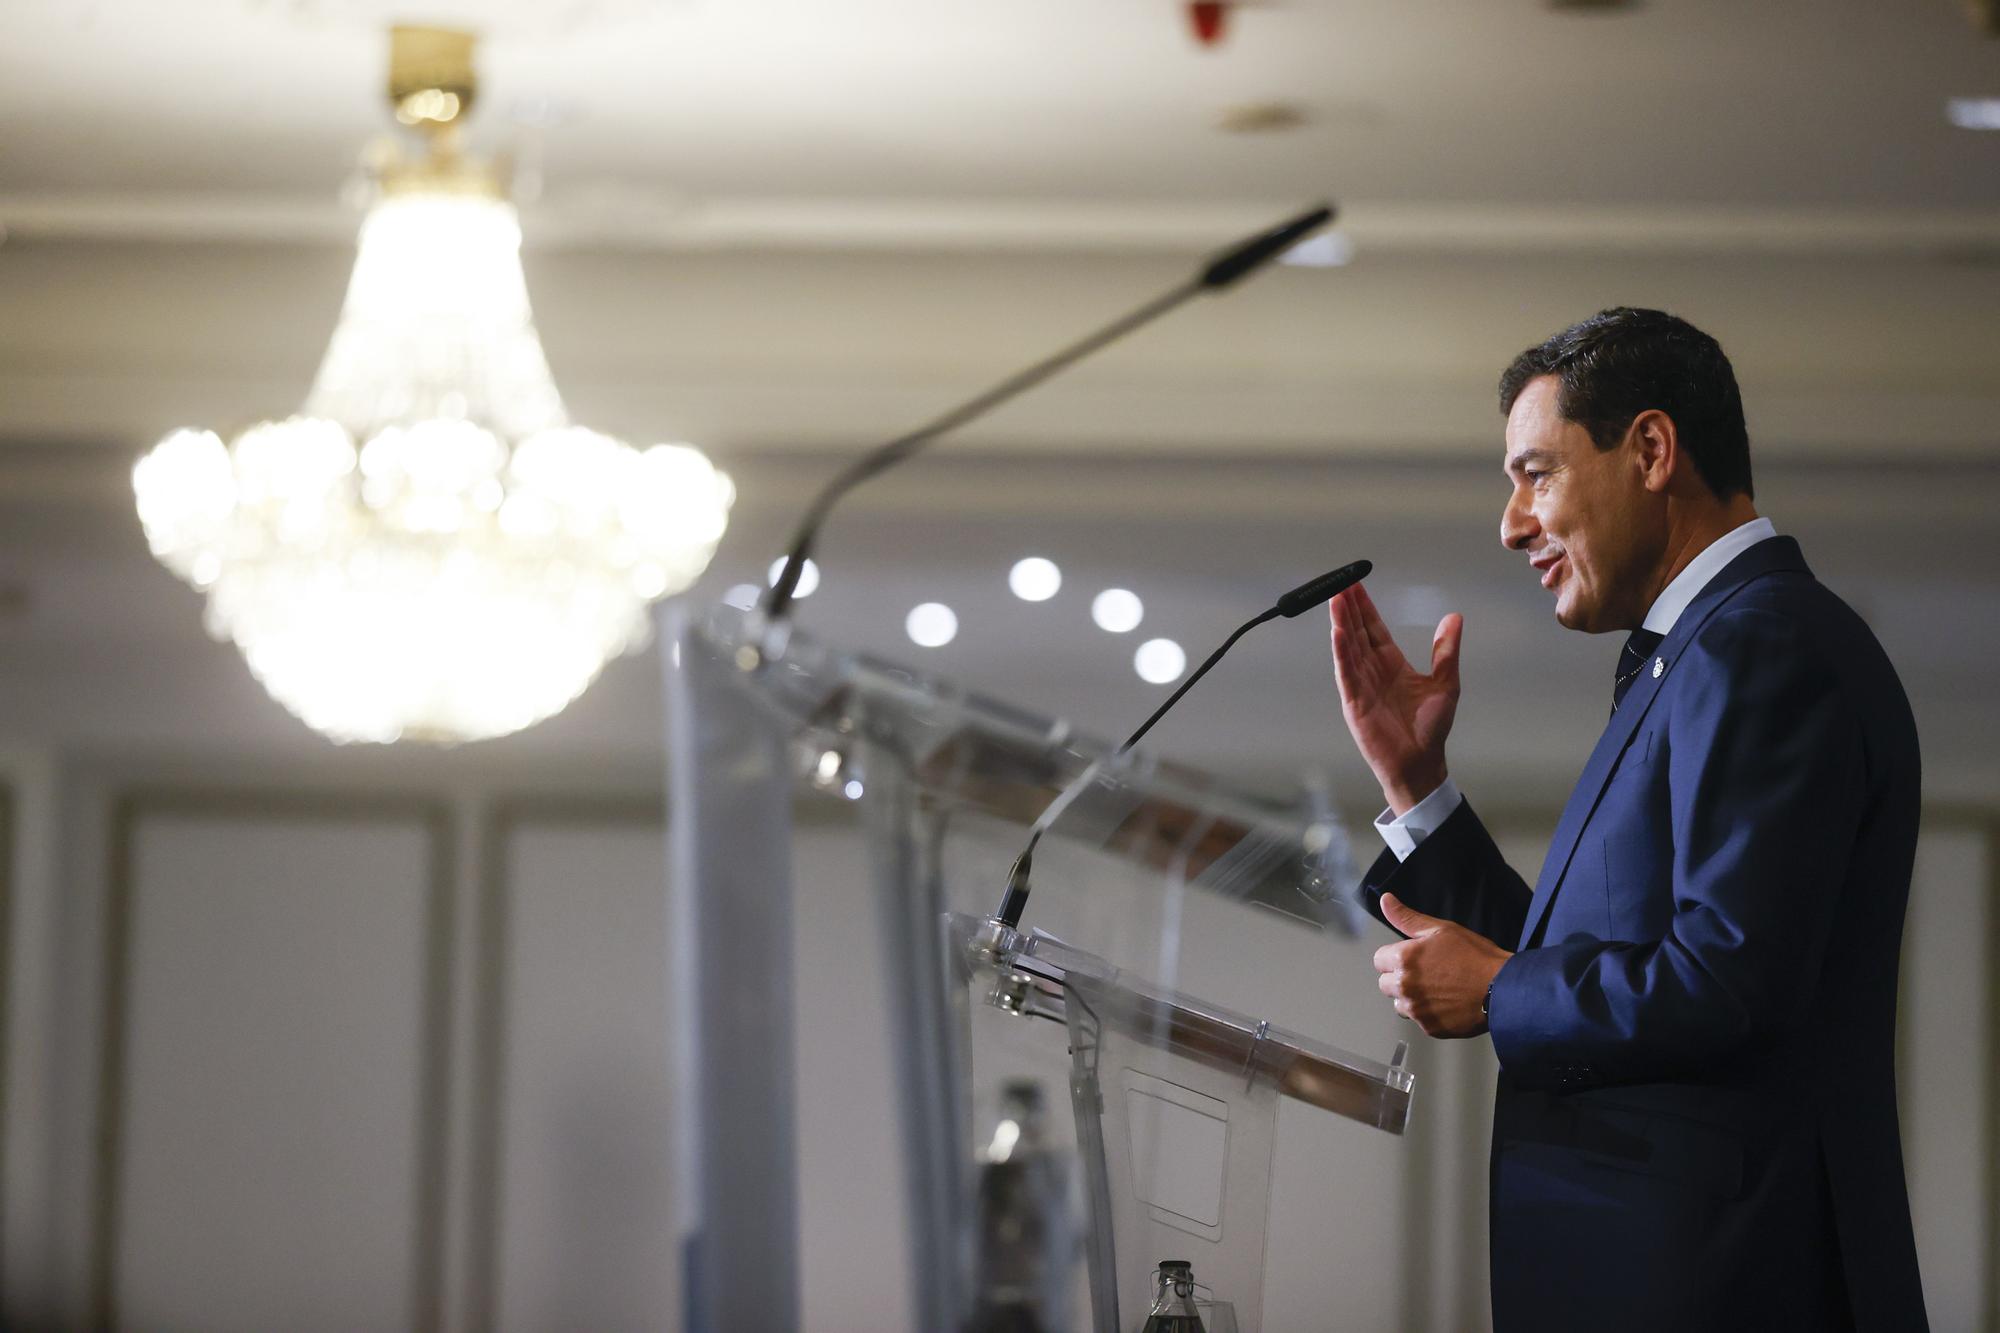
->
xmin=1188 ymin=1 xmax=1230 ymax=47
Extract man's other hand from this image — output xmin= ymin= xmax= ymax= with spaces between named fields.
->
xmin=1374 ymin=892 xmax=1511 ymax=1039
xmin=1328 ymin=585 xmax=1462 ymax=815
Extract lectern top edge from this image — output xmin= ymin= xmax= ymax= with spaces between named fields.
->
xmin=688 ymin=599 xmax=1366 ymax=933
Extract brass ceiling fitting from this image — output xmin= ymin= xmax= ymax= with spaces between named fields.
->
xmin=380 ymin=25 xmax=500 ymax=199
xmin=390 ymin=26 xmax=477 ymax=129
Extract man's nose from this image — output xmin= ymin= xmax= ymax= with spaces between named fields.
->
xmin=1500 ymin=492 xmax=1538 ymax=551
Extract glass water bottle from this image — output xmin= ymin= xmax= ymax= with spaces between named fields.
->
xmin=966 ymin=1080 xmax=1075 ymax=1333
xmin=1139 ymin=1259 xmax=1207 ymax=1333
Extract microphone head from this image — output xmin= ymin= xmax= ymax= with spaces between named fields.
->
xmin=1275 ymin=559 xmax=1372 ymax=618
xmin=1199 ymin=204 xmax=1337 ymax=290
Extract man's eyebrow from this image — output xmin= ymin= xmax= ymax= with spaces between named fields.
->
xmin=1505 ymin=448 xmax=1556 ymax=476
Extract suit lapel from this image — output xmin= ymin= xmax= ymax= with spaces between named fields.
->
xmin=1514 ymin=536 xmax=1811 ymax=951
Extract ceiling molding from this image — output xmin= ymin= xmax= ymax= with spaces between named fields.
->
xmin=10 ymin=436 xmax=1999 ymax=526
xmin=7 ymin=192 xmax=2000 ymax=260
xmin=5 ymin=367 xmax=1995 ymax=462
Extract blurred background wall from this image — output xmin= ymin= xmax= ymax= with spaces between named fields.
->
xmin=2 ymin=1 xmax=1997 ymax=1329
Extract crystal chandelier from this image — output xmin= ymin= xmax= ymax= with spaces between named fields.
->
xmin=133 ymin=27 xmax=732 ymax=744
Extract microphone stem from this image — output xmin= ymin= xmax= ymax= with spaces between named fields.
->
xmin=996 ymin=603 xmax=1281 ymax=929
xmin=764 ymin=276 xmax=1206 ymax=620
xmin=1115 ymin=604 xmax=1279 ymax=759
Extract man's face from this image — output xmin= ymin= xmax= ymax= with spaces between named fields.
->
xmin=1500 ymin=375 xmax=1661 ymax=634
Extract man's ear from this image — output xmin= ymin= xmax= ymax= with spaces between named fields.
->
xmin=1630 ymin=409 xmax=1678 ymax=494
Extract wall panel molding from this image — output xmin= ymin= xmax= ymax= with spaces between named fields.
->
xmin=0 ymin=782 xmax=13 ymax=1285
xmin=465 ymin=794 xmax=665 ymax=1333
xmin=1959 ymin=811 xmax=2000 ymax=1333
xmin=88 ymin=788 xmax=455 ymax=1333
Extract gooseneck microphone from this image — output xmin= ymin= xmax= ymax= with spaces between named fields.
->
xmin=991 ymin=558 xmax=1372 ymax=930
xmin=760 ymin=203 xmax=1336 ymax=622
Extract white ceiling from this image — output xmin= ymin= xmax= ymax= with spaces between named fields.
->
xmin=1 ymin=0 xmax=1996 ymax=803
xmin=5 ymin=0 xmax=1998 ymax=237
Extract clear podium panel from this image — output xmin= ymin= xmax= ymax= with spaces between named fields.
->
xmin=663 ymin=605 xmax=801 ymax=1333
xmin=953 ymin=910 xmax=1412 ymax=1333
xmin=1070 ymin=985 xmax=1277 ymax=1333
xmin=665 ymin=602 xmax=1413 ymax=1333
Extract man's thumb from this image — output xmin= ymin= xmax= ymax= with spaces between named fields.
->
xmin=1381 ymin=891 xmax=1442 ymax=937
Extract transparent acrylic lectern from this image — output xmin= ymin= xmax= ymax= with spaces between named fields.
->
xmin=663 ymin=601 xmax=1414 ymax=1333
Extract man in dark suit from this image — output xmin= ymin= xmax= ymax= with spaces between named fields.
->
xmin=1329 ymin=307 xmax=1926 ymax=1331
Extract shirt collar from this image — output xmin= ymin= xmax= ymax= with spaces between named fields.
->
xmin=1640 ymin=516 xmax=1779 ymax=636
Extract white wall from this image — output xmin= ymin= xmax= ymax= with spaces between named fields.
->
xmin=1901 ymin=824 xmax=1994 ymax=1332
xmin=0 ymin=748 xmax=60 ymax=1319
xmin=110 ymin=807 xmax=438 ymax=1332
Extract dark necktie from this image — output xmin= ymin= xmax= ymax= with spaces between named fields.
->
xmin=1612 ymin=627 xmax=1666 ymax=715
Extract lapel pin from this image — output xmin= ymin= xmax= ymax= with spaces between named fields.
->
xmin=1652 ymin=657 xmax=1665 ymax=678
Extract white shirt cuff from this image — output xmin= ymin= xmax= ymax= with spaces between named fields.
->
xmin=1374 ymin=778 xmax=1464 ymax=862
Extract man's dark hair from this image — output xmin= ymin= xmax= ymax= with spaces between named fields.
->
xmin=1498 ymin=307 xmax=1753 ymax=499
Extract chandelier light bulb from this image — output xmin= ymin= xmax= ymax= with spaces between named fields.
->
xmin=131 ymin=32 xmax=732 ymax=745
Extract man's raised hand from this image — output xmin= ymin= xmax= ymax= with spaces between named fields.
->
xmin=1328 ymin=584 xmax=1463 ymax=815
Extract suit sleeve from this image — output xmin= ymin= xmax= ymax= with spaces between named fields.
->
xmin=1487 ymin=606 xmax=1865 ymax=1088
xmin=1357 ymin=796 xmax=1532 ymax=949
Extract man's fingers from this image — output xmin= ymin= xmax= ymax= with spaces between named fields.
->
xmin=1394 ymin=998 xmax=1414 ymax=1020
xmin=1333 ymin=585 xmax=1416 ymax=682
xmin=1430 ymin=612 xmax=1465 ymax=687
xmin=1330 ymin=601 xmax=1359 ymax=679
xmin=1331 ymin=620 xmax=1366 ymax=706
xmin=1330 ymin=598 xmax=1386 ymax=704
xmin=1377 ymin=970 xmax=1404 ymax=999
xmin=1331 ymin=588 xmax=1368 ymax=658
xmin=1372 ymin=941 xmax=1405 ymax=972
xmin=1354 ymin=583 xmax=1394 ymax=652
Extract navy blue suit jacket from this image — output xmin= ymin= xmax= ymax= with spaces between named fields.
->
xmin=1360 ymin=537 xmax=1927 ymax=1331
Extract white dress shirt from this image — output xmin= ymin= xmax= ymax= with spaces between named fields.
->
xmin=1374 ymin=517 xmax=1779 ymax=861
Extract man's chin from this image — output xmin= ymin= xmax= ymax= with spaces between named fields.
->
xmin=1552 ymin=595 xmax=1597 ymax=633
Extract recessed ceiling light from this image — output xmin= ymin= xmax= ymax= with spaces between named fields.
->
xmin=1134 ymin=638 xmax=1187 ymax=685
xmin=1009 ymin=557 xmax=1062 ymax=602
xmin=1947 ymin=98 xmax=2000 ymax=130
xmin=905 ymin=602 xmax=959 ymax=648
xmin=767 ymin=556 xmax=819 ymax=598
xmin=1091 ymin=589 xmax=1145 ymax=633
xmin=1280 ymin=233 xmax=1355 ymax=268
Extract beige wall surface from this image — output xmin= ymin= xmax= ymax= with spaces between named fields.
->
xmin=106 ymin=806 xmax=443 ymax=1332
